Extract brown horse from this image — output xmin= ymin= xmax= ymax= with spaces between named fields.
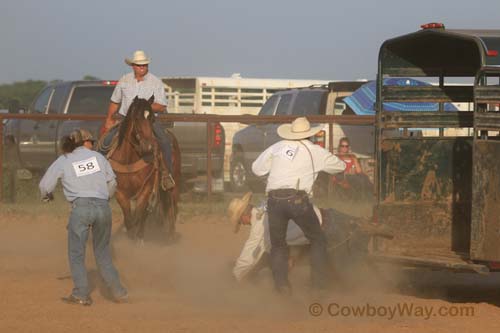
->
xmin=105 ymin=96 xmax=180 ymax=242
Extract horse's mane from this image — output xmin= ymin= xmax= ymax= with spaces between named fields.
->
xmin=117 ymin=97 xmax=154 ymax=147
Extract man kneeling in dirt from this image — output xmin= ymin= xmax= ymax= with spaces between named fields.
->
xmin=228 ymin=193 xmax=388 ymax=284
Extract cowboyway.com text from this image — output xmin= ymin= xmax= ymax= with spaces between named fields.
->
xmin=308 ymin=302 xmax=475 ymax=320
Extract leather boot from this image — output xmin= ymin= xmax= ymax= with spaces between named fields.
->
xmin=159 ymin=155 xmax=175 ymax=191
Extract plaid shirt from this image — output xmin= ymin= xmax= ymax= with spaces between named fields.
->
xmin=111 ymin=72 xmax=167 ymax=116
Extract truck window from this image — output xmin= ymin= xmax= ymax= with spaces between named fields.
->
xmin=258 ymin=95 xmax=280 ymax=116
xmin=291 ymin=90 xmax=326 ymax=115
xmin=31 ymin=87 xmax=54 ymax=114
xmin=48 ymin=85 xmax=71 ymax=114
xmin=67 ymin=86 xmax=115 ymax=115
xmin=275 ymin=94 xmax=293 ymax=115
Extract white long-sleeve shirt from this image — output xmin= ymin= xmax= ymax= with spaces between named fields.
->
xmin=233 ymin=204 xmax=322 ymax=282
xmin=252 ymin=139 xmax=346 ymax=194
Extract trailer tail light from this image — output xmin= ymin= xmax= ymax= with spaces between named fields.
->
xmin=487 ymin=50 xmax=499 ymax=57
xmin=311 ymin=130 xmax=326 ymax=148
xmin=420 ymin=22 xmax=445 ymax=29
xmin=102 ymin=80 xmax=118 ymax=85
xmin=487 ymin=261 xmax=500 ymax=270
xmin=213 ymin=122 xmax=223 ymax=147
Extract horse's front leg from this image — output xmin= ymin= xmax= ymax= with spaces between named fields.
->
xmin=161 ymin=190 xmax=177 ymax=242
xmin=134 ymin=183 xmax=155 ymax=241
xmin=115 ymin=189 xmax=135 ymax=239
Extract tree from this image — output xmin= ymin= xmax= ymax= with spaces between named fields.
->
xmin=82 ymin=75 xmax=101 ymax=81
xmin=0 ymin=80 xmax=47 ymax=109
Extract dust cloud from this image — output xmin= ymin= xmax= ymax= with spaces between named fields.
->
xmin=2 ymin=201 xmax=500 ymax=332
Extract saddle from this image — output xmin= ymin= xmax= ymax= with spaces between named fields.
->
xmin=97 ymin=124 xmax=175 ymax=191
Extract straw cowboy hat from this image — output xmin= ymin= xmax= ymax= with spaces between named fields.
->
xmin=277 ymin=117 xmax=323 ymax=140
xmin=125 ymin=50 xmax=151 ymax=66
xmin=227 ymin=192 xmax=252 ymax=233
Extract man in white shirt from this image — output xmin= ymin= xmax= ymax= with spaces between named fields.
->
xmin=101 ymin=50 xmax=174 ymax=189
xmin=252 ymin=117 xmax=346 ymax=294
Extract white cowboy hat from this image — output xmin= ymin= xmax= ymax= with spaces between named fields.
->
xmin=227 ymin=192 xmax=252 ymax=233
xmin=277 ymin=117 xmax=323 ymax=140
xmin=125 ymin=50 xmax=151 ymax=66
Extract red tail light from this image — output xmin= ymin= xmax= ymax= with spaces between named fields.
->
xmin=311 ymin=130 xmax=325 ymax=148
xmin=487 ymin=50 xmax=499 ymax=57
xmin=487 ymin=261 xmax=500 ymax=270
xmin=102 ymin=80 xmax=118 ymax=85
xmin=420 ymin=22 xmax=445 ymax=29
xmin=213 ymin=123 xmax=223 ymax=147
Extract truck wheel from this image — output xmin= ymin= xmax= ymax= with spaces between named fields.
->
xmin=230 ymin=156 xmax=249 ymax=192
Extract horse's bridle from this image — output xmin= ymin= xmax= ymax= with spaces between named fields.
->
xmin=126 ymin=112 xmax=155 ymax=157
xmin=109 ymin=105 xmax=158 ymax=175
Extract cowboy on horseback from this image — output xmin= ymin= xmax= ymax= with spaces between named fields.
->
xmin=101 ymin=50 xmax=174 ymax=190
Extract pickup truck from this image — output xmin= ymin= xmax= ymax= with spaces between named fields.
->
xmin=229 ymin=81 xmax=373 ymax=192
xmin=3 ymin=80 xmax=225 ymax=190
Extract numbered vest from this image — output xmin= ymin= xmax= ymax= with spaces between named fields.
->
xmin=72 ymin=156 xmax=101 ymax=177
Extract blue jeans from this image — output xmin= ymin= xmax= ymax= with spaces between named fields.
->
xmin=153 ymin=123 xmax=173 ymax=171
xmin=68 ymin=197 xmax=127 ymax=299
xmin=101 ymin=123 xmax=172 ymax=171
xmin=267 ymin=190 xmax=329 ymax=290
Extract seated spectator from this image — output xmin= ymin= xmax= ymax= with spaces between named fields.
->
xmin=332 ymin=137 xmax=373 ymax=200
xmin=336 ymin=137 xmax=363 ymax=175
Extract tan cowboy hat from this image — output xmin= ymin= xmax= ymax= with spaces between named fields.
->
xmin=125 ymin=50 xmax=151 ymax=66
xmin=227 ymin=192 xmax=252 ymax=233
xmin=277 ymin=117 xmax=323 ymax=140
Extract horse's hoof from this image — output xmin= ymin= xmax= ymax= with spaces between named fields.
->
xmin=165 ymin=232 xmax=181 ymax=245
xmin=126 ymin=229 xmax=136 ymax=240
xmin=136 ymin=239 xmax=145 ymax=247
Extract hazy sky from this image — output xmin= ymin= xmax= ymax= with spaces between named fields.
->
xmin=1 ymin=0 xmax=499 ymax=84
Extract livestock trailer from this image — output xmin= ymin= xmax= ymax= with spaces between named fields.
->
xmin=371 ymin=23 xmax=500 ymax=273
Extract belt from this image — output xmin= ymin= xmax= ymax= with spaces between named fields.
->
xmin=72 ymin=197 xmax=109 ymax=205
xmin=268 ymin=189 xmax=307 ymax=200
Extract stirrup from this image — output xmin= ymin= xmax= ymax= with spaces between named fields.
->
xmin=162 ymin=173 xmax=175 ymax=191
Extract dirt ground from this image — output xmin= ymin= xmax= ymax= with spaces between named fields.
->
xmin=2 ymin=200 xmax=500 ymax=333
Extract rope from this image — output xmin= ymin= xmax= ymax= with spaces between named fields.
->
xmin=298 ymin=140 xmax=315 ymax=197
xmin=328 ymin=231 xmax=355 ymax=251
xmin=96 ymin=123 xmax=121 ymax=156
